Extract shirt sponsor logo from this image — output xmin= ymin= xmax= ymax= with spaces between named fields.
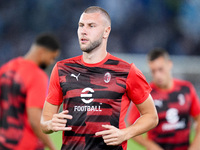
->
xmin=162 ymin=108 xmax=186 ymax=131
xmin=74 ymin=87 xmax=102 ymax=112
xmin=166 ymin=108 xmax=179 ymax=124
xmin=74 ymin=104 xmax=102 ymax=112
xmin=81 ymin=87 xmax=94 ymax=104
xmin=162 ymin=119 xmax=186 ymax=131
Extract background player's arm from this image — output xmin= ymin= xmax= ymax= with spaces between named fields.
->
xmin=127 ymin=101 xmax=163 ymax=150
xmin=96 ymin=95 xmax=158 ymax=145
xmin=40 ymin=101 xmax=73 ymax=134
xmin=26 ymin=71 xmax=58 ymax=150
xmin=132 ymin=135 xmax=163 ymax=150
xmin=125 ymin=95 xmax=158 ymax=140
xmin=27 ymin=108 xmax=56 ymax=150
xmin=189 ymin=115 xmax=200 ymax=150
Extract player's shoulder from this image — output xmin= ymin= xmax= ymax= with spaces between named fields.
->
xmin=0 ymin=57 xmax=20 ymax=68
xmin=24 ymin=60 xmax=47 ymax=79
xmin=109 ymin=54 xmax=130 ymax=65
xmin=108 ymin=54 xmax=133 ymax=73
xmin=174 ymin=78 xmax=193 ymax=87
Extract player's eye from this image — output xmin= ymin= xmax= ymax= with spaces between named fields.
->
xmin=79 ymin=24 xmax=84 ymax=27
xmin=89 ymin=24 xmax=95 ymax=28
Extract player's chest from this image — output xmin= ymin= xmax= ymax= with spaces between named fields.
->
xmin=151 ymin=88 xmax=192 ymax=131
xmin=151 ymin=89 xmax=192 ymax=113
xmin=59 ymin=67 xmax=128 ymax=95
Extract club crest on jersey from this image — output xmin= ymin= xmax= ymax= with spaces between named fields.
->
xmin=104 ymin=72 xmax=111 ymax=83
xmin=178 ymin=93 xmax=185 ymax=106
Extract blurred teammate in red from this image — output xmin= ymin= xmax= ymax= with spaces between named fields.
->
xmin=127 ymin=48 xmax=200 ymax=150
xmin=0 ymin=34 xmax=60 ymax=150
xmin=40 ymin=6 xmax=158 ymax=150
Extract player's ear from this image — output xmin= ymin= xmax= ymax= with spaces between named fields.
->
xmin=103 ymin=26 xmax=111 ymax=39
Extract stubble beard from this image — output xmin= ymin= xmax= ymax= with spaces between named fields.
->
xmin=80 ymin=38 xmax=102 ymax=53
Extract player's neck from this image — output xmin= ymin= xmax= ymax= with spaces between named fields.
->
xmin=24 ymin=46 xmax=40 ymax=66
xmin=158 ymin=78 xmax=174 ymax=91
xmin=82 ymin=47 xmax=107 ymax=64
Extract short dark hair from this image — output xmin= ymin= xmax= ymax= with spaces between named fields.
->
xmin=34 ymin=33 xmax=60 ymax=51
xmin=147 ymin=48 xmax=170 ymax=61
xmin=83 ymin=6 xmax=111 ymax=26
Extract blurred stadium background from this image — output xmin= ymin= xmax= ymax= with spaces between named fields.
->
xmin=0 ymin=0 xmax=199 ymax=149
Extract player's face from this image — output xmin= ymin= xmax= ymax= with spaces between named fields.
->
xmin=77 ymin=12 xmax=108 ymax=53
xmin=40 ymin=49 xmax=60 ymax=70
xmin=148 ymin=56 xmax=172 ymax=89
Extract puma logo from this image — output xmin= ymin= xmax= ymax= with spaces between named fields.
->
xmin=71 ymin=73 xmax=80 ymax=81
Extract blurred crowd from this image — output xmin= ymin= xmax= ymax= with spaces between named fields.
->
xmin=0 ymin=0 xmax=200 ymax=66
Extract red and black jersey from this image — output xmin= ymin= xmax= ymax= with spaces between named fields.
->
xmin=46 ymin=53 xmax=151 ymax=150
xmin=0 ymin=57 xmax=48 ymax=150
xmin=0 ymin=62 xmax=26 ymax=150
xmin=128 ymin=79 xmax=200 ymax=150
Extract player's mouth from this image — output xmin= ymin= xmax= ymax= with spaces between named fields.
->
xmin=80 ymin=38 xmax=89 ymax=44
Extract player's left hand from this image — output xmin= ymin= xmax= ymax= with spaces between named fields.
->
xmin=95 ymin=125 xmax=126 ymax=146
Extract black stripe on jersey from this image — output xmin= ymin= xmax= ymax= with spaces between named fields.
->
xmin=85 ymin=135 xmax=123 ymax=150
xmin=104 ymin=59 xmax=119 ymax=65
xmin=6 ymin=139 xmax=19 ymax=145
xmin=66 ymin=111 xmax=87 ymax=126
xmin=8 ymin=106 xmax=22 ymax=118
xmin=157 ymin=132 xmax=175 ymax=138
xmin=63 ymin=132 xmax=123 ymax=150
xmin=0 ymin=73 xmax=26 ymax=98
xmin=63 ymin=63 xmax=129 ymax=79
xmin=159 ymin=142 xmax=189 ymax=150
xmin=63 ymin=91 xmax=124 ymax=103
xmin=0 ymin=144 xmax=11 ymax=150
xmin=61 ymin=143 xmax=85 ymax=150
xmin=116 ymin=83 xmax=126 ymax=89
xmin=60 ymin=81 xmax=107 ymax=94
xmin=62 ymin=134 xmax=123 ymax=150
xmin=64 ymin=130 xmax=86 ymax=137
xmin=85 ymin=115 xmax=111 ymax=122
xmin=169 ymin=86 xmax=190 ymax=103
xmin=64 ymin=98 xmax=112 ymax=108
xmin=93 ymin=91 xmax=124 ymax=99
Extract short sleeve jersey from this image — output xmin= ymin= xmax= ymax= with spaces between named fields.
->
xmin=46 ymin=53 xmax=151 ymax=150
xmin=127 ymin=79 xmax=200 ymax=150
xmin=0 ymin=57 xmax=48 ymax=150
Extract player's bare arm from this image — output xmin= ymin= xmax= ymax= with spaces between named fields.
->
xmin=188 ymin=115 xmax=200 ymax=150
xmin=95 ymin=95 xmax=158 ymax=145
xmin=28 ymin=108 xmax=56 ymax=150
xmin=40 ymin=101 xmax=73 ymax=134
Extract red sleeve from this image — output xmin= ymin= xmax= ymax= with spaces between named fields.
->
xmin=127 ymin=103 xmax=141 ymax=125
xmin=26 ymin=70 xmax=48 ymax=108
xmin=126 ymin=63 xmax=152 ymax=104
xmin=189 ymin=83 xmax=200 ymax=117
xmin=46 ymin=63 xmax=63 ymax=105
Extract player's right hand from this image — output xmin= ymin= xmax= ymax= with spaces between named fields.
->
xmin=49 ymin=110 xmax=73 ymax=132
